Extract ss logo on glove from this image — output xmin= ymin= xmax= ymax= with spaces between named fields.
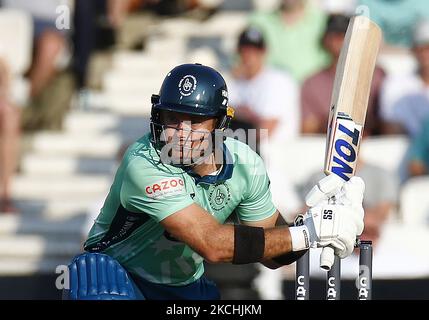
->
xmin=323 ymin=210 xmax=333 ymax=220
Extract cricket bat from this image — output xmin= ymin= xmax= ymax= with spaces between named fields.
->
xmin=320 ymin=15 xmax=382 ymax=271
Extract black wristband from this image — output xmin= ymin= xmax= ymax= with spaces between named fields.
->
xmin=272 ymin=249 xmax=308 ymax=266
xmin=232 ymin=224 xmax=265 ymax=264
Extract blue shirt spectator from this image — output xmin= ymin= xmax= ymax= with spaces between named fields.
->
xmin=389 ymin=93 xmax=429 ymax=138
xmin=408 ymin=116 xmax=429 ymax=177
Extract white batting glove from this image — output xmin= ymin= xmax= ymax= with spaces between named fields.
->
xmin=289 ymin=175 xmax=365 ymax=259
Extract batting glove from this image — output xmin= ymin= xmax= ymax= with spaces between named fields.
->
xmin=289 ymin=175 xmax=365 ymax=259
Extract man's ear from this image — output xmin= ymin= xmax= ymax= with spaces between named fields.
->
xmin=210 ymin=118 xmax=219 ymax=131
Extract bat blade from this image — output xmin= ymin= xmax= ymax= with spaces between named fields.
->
xmin=321 ymin=15 xmax=382 ymax=271
xmin=324 ymin=15 xmax=382 ymax=182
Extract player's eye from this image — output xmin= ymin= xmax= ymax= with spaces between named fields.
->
xmin=163 ymin=114 xmax=179 ymax=125
xmin=190 ymin=115 xmax=211 ymax=125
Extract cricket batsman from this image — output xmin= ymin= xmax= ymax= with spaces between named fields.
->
xmin=64 ymin=63 xmax=365 ymax=300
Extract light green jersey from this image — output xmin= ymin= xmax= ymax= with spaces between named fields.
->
xmin=84 ymin=133 xmax=276 ymax=286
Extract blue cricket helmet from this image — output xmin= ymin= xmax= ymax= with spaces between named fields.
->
xmin=150 ymin=63 xmax=234 ymax=150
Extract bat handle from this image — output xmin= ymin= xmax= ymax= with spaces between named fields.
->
xmin=320 ymin=246 xmax=335 ymax=271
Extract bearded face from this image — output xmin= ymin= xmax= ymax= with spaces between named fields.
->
xmin=158 ymin=111 xmax=217 ymax=166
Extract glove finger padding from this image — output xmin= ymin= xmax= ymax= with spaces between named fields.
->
xmin=335 ymin=220 xmax=357 ymax=258
xmin=341 ymin=177 xmax=365 ymax=235
xmin=321 ymin=239 xmax=346 ymax=257
xmin=319 ymin=238 xmax=346 ymax=253
xmin=349 ymin=206 xmax=364 ymax=236
xmin=343 ymin=177 xmax=365 ymax=206
xmin=331 ymin=239 xmax=353 ymax=259
xmin=305 ymin=174 xmax=344 ymax=207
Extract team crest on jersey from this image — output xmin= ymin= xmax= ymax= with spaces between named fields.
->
xmin=178 ymin=75 xmax=197 ymax=97
xmin=208 ymin=183 xmax=231 ymax=211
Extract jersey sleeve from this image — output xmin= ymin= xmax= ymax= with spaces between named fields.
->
xmin=236 ymin=153 xmax=277 ymax=222
xmin=120 ymin=159 xmax=194 ymax=223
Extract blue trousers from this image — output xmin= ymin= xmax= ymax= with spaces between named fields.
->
xmin=130 ymin=272 xmax=220 ymax=300
xmin=64 ymin=252 xmax=220 ymax=300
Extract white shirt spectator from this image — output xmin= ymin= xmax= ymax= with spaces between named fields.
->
xmin=228 ymin=67 xmax=300 ymax=144
xmin=315 ymin=0 xmax=357 ymax=15
xmin=380 ymin=73 xmax=426 ymax=121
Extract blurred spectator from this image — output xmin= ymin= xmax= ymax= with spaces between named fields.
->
xmin=0 ymin=59 xmax=21 ymax=213
xmin=1 ymin=0 xmax=74 ymax=131
xmin=107 ymin=0 xmax=136 ymax=28
xmin=249 ymin=0 xmax=329 ymax=82
xmin=380 ymin=19 xmax=429 ymax=137
xmin=73 ymin=0 xmax=210 ymax=89
xmin=301 ymin=14 xmax=385 ymax=135
xmin=299 ymin=158 xmax=399 ymax=248
xmin=407 ymin=116 xmax=429 ymax=178
xmin=228 ymin=26 xmax=300 ymax=151
xmin=1 ymin=0 xmax=70 ymax=98
xmin=314 ymin=0 xmax=357 ymax=15
xmin=73 ymin=0 xmax=134 ymax=90
xmin=138 ymin=0 xmax=218 ymax=17
xmin=358 ymin=0 xmax=429 ymax=49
